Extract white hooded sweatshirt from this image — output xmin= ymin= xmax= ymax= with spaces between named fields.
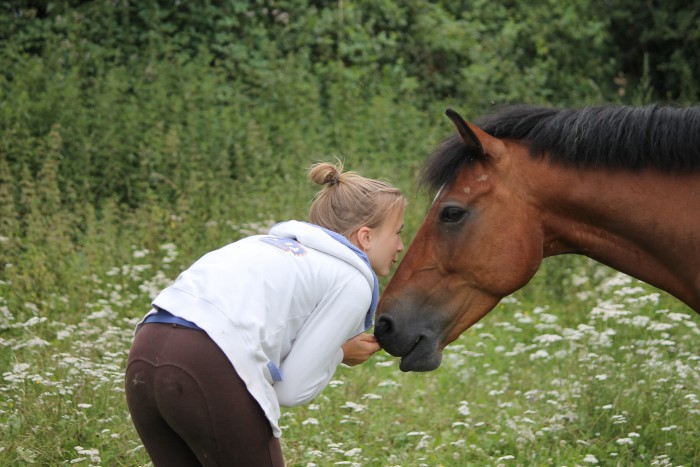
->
xmin=140 ymin=221 xmax=378 ymax=437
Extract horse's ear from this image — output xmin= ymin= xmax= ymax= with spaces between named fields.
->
xmin=445 ymin=108 xmax=484 ymax=156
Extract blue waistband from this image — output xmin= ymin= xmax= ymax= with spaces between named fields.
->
xmin=144 ymin=308 xmax=203 ymax=331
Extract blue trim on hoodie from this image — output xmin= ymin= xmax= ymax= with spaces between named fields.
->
xmin=312 ymin=225 xmax=379 ymax=330
xmin=267 ymin=361 xmax=284 ymax=382
xmin=271 ymin=221 xmax=379 ymax=330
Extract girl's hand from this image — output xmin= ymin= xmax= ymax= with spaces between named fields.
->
xmin=341 ymin=333 xmax=382 ymax=366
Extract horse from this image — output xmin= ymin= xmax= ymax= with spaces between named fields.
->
xmin=374 ymin=103 xmax=700 ymax=372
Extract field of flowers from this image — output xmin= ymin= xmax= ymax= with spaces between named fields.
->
xmin=1 ymin=225 xmax=699 ymax=466
xmin=4 ymin=3 xmax=699 ymax=465
xmin=282 ymin=265 xmax=700 ymax=466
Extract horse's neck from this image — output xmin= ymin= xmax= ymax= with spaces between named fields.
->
xmin=535 ymin=165 xmax=700 ymax=311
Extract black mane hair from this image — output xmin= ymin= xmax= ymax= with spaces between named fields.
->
xmin=422 ymin=104 xmax=700 ymax=193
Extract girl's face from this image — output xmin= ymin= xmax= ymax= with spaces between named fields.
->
xmin=364 ymin=204 xmax=405 ymax=277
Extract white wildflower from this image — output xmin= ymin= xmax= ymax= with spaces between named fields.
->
xmin=667 ymin=312 xmax=691 ymax=322
xmin=361 ymin=393 xmax=382 ymax=400
xmin=132 ymin=248 xmax=150 ymax=259
xmin=647 ymin=322 xmax=674 ymax=331
xmin=529 ymin=349 xmax=550 ymax=360
xmin=534 ymin=334 xmax=563 ymax=344
xmin=341 ymin=401 xmax=366 ymax=412
xmin=375 ymin=360 xmax=395 ymax=367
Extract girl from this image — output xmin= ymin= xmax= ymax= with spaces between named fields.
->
xmin=125 ymin=161 xmax=406 ymax=466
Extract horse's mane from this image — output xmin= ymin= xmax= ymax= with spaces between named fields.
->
xmin=422 ymin=104 xmax=700 ymax=192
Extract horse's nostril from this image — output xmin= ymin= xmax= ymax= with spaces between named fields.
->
xmin=374 ymin=315 xmax=393 ymax=338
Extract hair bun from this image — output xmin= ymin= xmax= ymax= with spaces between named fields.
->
xmin=308 ymin=159 xmax=406 ymax=239
xmin=309 ymin=161 xmax=343 ymax=187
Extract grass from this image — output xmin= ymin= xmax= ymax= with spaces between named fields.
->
xmin=1 ymin=215 xmax=698 ymax=466
xmin=2 ymin=5 xmax=698 ymax=465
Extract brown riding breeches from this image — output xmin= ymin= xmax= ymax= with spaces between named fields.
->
xmin=125 ymin=323 xmax=284 ymax=467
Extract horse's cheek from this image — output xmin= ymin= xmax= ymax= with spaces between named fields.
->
xmin=507 ymin=229 xmax=543 ymax=291
xmin=479 ymin=217 xmax=542 ymax=295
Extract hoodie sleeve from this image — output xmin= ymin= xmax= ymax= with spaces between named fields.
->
xmin=273 ymin=274 xmax=371 ymax=407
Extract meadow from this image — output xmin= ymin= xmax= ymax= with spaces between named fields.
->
xmin=1 ymin=213 xmax=698 ymax=466
xmin=2 ymin=2 xmax=699 ymax=465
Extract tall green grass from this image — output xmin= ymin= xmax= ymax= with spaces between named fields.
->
xmin=2 ymin=232 xmax=698 ymax=465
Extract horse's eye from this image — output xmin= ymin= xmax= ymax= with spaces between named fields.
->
xmin=439 ymin=206 xmax=467 ymax=224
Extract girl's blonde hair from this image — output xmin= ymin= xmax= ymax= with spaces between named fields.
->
xmin=308 ymin=160 xmax=406 ymax=239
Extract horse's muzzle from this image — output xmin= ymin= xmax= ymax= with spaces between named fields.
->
xmin=374 ymin=314 xmax=443 ymax=372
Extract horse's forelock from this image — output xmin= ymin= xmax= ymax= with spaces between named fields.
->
xmin=420 ymin=135 xmax=483 ymax=194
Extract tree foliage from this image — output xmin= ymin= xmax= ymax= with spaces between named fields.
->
xmin=3 ymin=1 xmax=697 ymax=106
xmin=0 ymin=0 xmax=697 ymax=236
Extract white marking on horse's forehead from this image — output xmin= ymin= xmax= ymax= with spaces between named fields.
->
xmin=476 ymin=174 xmax=488 ymax=182
xmin=464 ymin=187 xmax=471 ymax=195
xmin=432 ymin=184 xmax=446 ymax=205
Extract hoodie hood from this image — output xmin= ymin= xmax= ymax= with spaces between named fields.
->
xmin=269 ymin=220 xmax=379 ymax=330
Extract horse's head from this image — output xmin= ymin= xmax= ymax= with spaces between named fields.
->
xmin=374 ymin=109 xmax=545 ymax=371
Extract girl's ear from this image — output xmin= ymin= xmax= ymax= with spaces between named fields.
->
xmin=354 ymin=226 xmax=372 ymax=252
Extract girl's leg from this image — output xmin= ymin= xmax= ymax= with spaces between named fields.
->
xmin=125 ymin=358 xmax=201 ymax=466
xmin=126 ymin=323 xmax=284 ymax=467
